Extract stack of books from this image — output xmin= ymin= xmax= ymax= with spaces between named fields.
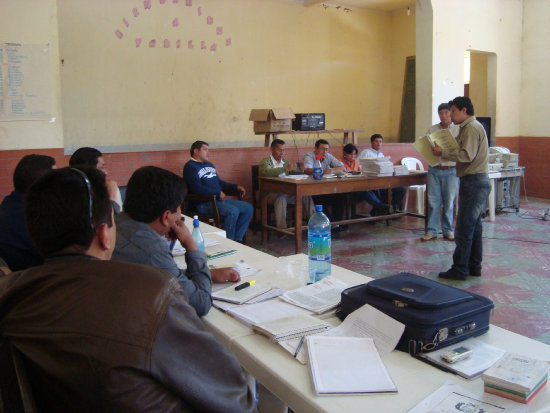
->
xmin=481 ymin=352 xmax=549 ymax=403
xmin=359 ymin=157 xmax=394 ymax=177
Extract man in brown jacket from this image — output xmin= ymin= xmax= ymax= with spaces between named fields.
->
xmin=0 ymin=166 xmax=256 ymax=412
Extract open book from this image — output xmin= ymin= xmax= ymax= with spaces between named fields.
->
xmin=413 ymin=129 xmax=459 ymax=166
xmin=279 ymin=276 xmax=349 ymax=314
xmin=307 ymin=336 xmax=397 ymax=394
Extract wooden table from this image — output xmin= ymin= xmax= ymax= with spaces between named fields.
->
xmin=259 ymin=129 xmax=363 ymax=147
xmin=260 ymin=173 xmax=427 ymax=253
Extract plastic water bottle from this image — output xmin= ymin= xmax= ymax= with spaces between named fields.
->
xmin=312 ymin=155 xmax=324 ymax=180
xmin=308 ymin=205 xmax=331 ymax=282
xmin=191 ymin=215 xmax=205 ymax=252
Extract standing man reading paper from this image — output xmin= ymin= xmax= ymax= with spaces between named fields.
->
xmin=422 ymin=103 xmax=460 ymax=242
xmin=432 ymin=97 xmax=490 ymax=280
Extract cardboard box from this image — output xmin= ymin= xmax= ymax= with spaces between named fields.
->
xmin=249 ymin=108 xmax=295 ymax=133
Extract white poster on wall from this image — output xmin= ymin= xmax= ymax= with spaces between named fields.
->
xmin=0 ymin=43 xmax=51 ymax=121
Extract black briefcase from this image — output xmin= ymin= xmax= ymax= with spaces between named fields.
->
xmin=337 ymin=273 xmax=494 ymax=355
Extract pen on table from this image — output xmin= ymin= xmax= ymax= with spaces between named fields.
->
xmin=294 ymin=336 xmax=305 ymax=358
xmin=235 ymin=280 xmax=255 ymax=291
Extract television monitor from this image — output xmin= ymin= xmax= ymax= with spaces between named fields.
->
xmin=476 ymin=117 xmax=492 ymax=146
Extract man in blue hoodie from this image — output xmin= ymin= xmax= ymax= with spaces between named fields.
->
xmin=183 ymin=141 xmax=253 ymax=242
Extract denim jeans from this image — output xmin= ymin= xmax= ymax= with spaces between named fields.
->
xmin=451 ymin=173 xmax=491 ymax=275
xmin=196 ymin=199 xmax=253 ymax=241
xmin=426 ymin=166 xmax=459 ymax=235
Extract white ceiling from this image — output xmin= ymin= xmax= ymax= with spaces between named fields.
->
xmin=303 ymin=0 xmax=415 ymax=12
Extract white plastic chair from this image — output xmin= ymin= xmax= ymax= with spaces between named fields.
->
xmin=401 ymin=157 xmax=426 ymax=214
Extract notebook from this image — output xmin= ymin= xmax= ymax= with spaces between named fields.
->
xmin=307 ymin=336 xmax=397 ymax=394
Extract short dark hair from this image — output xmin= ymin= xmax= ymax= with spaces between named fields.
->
xmin=370 ymin=134 xmax=383 ymax=143
xmin=343 ymin=143 xmax=358 ymax=155
xmin=13 ymin=154 xmax=56 ymax=193
xmin=124 ymin=166 xmax=187 ymax=223
xmin=190 ymin=140 xmax=209 ymax=157
xmin=69 ymin=147 xmax=103 ymax=167
xmin=271 ymin=138 xmax=285 ymax=148
xmin=25 ymin=167 xmax=113 ymax=257
xmin=315 ymin=139 xmax=329 ymax=148
xmin=450 ymin=96 xmax=475 ymax=116
xmin=437 ymin=102 xmax=451 ymax=112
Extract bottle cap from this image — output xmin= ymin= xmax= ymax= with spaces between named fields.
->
xmin=315 ymin=205 xmax=323 ymax=212
xmin=193 ymin=216 xmax=200 ymax=227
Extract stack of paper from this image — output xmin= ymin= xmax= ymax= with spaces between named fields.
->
xmin=307 ymin=336 xmax=397 ymax=394
xmin=359 ymin=157 xmax=394 ymax=177
xmin=482 ymin=352 xmax=549 ymax=403
xmin=253 ymin=314 xmax=331 ymax=342
xmin=279 ymin=276 xmax=349 ymax=314
xmin=393 ymin=165 xmax=410 ymax=176
xmin=419 ymin=338 xmax=506 ymax=379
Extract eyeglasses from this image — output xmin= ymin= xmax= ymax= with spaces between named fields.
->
xmin=69 ymin=168 xmax=95 ymax=233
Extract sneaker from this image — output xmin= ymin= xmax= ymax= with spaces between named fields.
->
xmin=443 ymin=232 xmax=455 ymax=241
xmin=421 ymin=233 xmax=437 ymax=242
xmin=438 ymin=269 xmax=468 ymax=280
xmin=469 ymin=268 xmax=482 ymax=277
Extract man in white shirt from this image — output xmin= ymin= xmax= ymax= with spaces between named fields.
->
xmin=303 ymin=139 xmax=346 ymax=224
xmin=258 ymin=139 xmax=314 ymax=228
xmin=359 ymin=134 xmax=406 ymax=214
xmin=421 ymin=103 xmax=460 ymax=241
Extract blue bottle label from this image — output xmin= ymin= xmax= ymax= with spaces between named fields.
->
xmin=312 ymin=167 xmax=323 ymax=180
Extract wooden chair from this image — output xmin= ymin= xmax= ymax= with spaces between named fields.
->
xmin=182 ymin=187 xmax=243 ymax=230
xmin=0 ymin=340 xmax=38 ymax=413
xmin=251 ymin=165 xmax=295 ymax=234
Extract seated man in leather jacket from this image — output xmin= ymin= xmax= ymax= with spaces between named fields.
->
xmin=0 ymin=166 xmax=256 ymax=412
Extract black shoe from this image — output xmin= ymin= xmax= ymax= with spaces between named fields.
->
xmin=469 ymin=268 xmax=482 ymax=277
xmin=438 ymin=269 xmax=468 ymax=280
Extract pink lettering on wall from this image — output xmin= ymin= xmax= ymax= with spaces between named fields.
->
xmin=188 ymin=40 xmax=194 ymax=49
xmin=210 ymin=43 xmax=216 ymax=52
xmin=186 ymin=0 xmax=192 ymax=5
xmin=115 ymin=30 xmax=124 ymax=39
xmin=173 ymin=18 xmax=179 ymax=27
xmin=226 ymin=38 xmax=232 ymax=46
xmin=173 ymin=0 xmax=178 ymax=3
xmin=149 ymin=39 xmax=156 ymax=47
xmin=207 ymin=16 xmax=213 ymax=24
xmin=132 ymin=8 xmax=139 ymax=17
xmin=176 ymin=40 xmax=181 ymax=48
xmin=160 ymin=0 xmax=166 ymax=4
xmin=216 ymin=26 xmax=223 ymax=35
xmin=123 ymin=18 xmax=130 ymax=27
xmin=198 ymin=7 xmax=202 ymax=16
xmin=144 ymin=0 xmax=151 ymax=10
xmin=201 ymin=41 xmax=206 ymax=50
xmin=164 ymin=39 xmax=170 ymax=48
xmin=136 ymin=38 xmax=142 ymax=47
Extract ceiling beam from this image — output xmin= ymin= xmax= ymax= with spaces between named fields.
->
xmin=303 ymin=0 xmax=325 ymax=6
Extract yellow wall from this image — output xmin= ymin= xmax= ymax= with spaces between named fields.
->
xmin=57 ymin=0 xmax=409 ymax=150
xmin=520 ymin=0 xmax=550 ymax=137
xmin=0 ymin=0 xmax=63 ymax=150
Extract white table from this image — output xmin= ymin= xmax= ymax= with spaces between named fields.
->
xmin=177 ymin=230 xmax=550 ymax=412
